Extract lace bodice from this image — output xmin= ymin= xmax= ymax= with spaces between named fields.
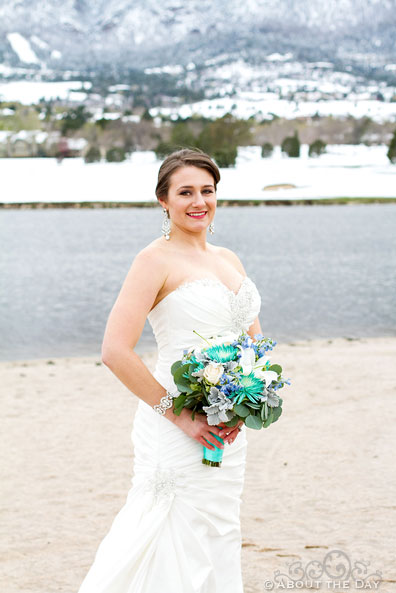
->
xmin=147 ymin=275 xmax=261 ymax=391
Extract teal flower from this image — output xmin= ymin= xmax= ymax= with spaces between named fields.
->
xmin=203 ymin=344 xmax=238 ymax=363
xmin=235 ymin=372 xmax=264 ymax=404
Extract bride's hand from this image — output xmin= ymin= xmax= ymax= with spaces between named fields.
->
xmin=217 ymin=420 xmax=244 ymax=445
xmin=172 ymin=408 xmax=226 ymax=450
xmin=172 ymin=409 xmax=243 ymax=449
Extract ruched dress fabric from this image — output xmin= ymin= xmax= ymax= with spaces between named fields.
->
xmin=77 ymin=275 xmax=261 ymax=593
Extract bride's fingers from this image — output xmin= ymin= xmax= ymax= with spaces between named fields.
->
xmin=201 ymin=434 xmax=224 ymax=450
xmin=221 ymin=422 xmax=244 ymax=443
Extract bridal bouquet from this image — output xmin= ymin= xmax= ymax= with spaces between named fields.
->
xmin=170 ymin=330 xmax=290 ymax=467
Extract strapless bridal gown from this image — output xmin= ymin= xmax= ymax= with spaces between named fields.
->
xmin=77 ymin=275 xmax=261 ymax=593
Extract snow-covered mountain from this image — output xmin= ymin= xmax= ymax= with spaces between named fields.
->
xmin=0 ymin=0 xmax=395 ymax=74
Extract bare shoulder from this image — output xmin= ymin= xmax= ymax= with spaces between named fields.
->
xmin=130 ymin=239 xmax=169 ymax=287
xmin=213 ymin=245 xmax=247 ymax=275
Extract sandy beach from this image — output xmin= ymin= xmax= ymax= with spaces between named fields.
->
xmin=1 ymin=336 xmax=396 ymax=593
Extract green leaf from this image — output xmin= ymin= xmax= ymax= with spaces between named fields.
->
xmin=271 ymin=406 xmax=283 ymax=423
xmin=245 ymin=414 xmax=263 ymax=430
xmin=172 ymin=393 xmax=186 ymax=416
xmin=269 ymin=364 xmax=282 ymax=375
xmin=170 ymin=360 xmax=183 ymax=375
xmin=173 ymin=364 xmax=191 ymax=384
xmin=185 ymin=363 xmax=197 ymax=378
xmin=223 ymin=415 xmax=239 ymax=427
xmin=184 ymin=395 xmax=198 ymax=406
xmin=263 ymin=409 xmax=274 ymax=427
xmin=234 ymin=403 xmax=250 ymax=417
xmin=175 ymin=380 xmax=193 ymax=394
xmin=247 ymin=402 xmax=261 ymax=410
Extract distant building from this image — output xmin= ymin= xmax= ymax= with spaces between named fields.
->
xmin=0 ymin=131 xmax=87 ymax=158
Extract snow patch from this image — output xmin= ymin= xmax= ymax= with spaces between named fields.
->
xmin=31 ymin=36 xmax=49 ymax=50
xmin=7 ymin=33 xmax=39 ymax=64
xmin=0 ymin=81 xmax=91 ymax=104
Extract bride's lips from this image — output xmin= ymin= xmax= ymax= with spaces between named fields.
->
xmin=186 ymin=211 xmax=207 ymax=219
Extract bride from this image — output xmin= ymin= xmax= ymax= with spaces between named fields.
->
xmin=77 ymin=148 xmax=262 ymax=593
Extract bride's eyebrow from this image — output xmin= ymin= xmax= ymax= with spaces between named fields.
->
xmin=177 ymin=185 xmax=214 ymax=190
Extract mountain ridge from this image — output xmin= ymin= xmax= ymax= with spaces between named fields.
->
xmin=0 ymin=0 xmax=395 ymax=74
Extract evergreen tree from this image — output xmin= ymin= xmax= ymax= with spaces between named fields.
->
xmin=387 ymin=129 xmax=396 ymax=164
xmin=261 ymin=142 xmax=274 ymax=158
xmin=106 ymin=147 xmax=126 ymax=162
xmin=61 ymin=105 xmax=91 ymax=135
xmin=84 ymin=145 xmax=101 ymax=163
xmin=170 ymin=122 xmax=196 ymax=148
xmin=309 ymin=139 xmax=326 ymax=157
xmin=212 ymin=146 xmax=238 ymax=168
xmin=154 ymin=141 xmax=174 ymax=160
xmin=281 ymin=131 xmax=300 ymax=157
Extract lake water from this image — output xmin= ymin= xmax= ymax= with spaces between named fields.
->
xmin=1 ymin=204 xmax=395 ymax=361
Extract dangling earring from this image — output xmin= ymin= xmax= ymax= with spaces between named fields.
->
xmin=161 ymin=208 xmax=171 ymax=240
xmin=208 ymin=220 xmax=215 ymax=235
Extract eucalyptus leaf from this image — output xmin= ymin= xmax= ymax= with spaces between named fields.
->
xmin=173 ymin=364 xmax=191 ymax=383
xmin=223 ymin=415 xmax=239 ymax=427
xmin=247 ymin=402 xmax=261 ymax=410
xmin=175 ymin=380 xmax=193 ymax=394
xmin=260 ymin=402 xmax=268 ymax=421
xmin=171 ymin=360 xmax=183 ymax=375
xmin=234 ymin=403 xmax=250 ymax=417
xmin=271 ymin=406 xmax=283 ymax=423
xmin=263 ymin=409 xmax=274 ymax=427
xmin=172 ymin=393 xmax=186 ymax=416
xmin=245 ymin=414 xmax=263 ymax=430
xmin=269 ymin=364 xmax=282 ymax=375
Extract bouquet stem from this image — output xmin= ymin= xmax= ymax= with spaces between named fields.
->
xmin=202 ymin=430 xmax=224 ymax=467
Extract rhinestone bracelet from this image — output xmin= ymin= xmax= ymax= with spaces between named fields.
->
xmin=153 ymin=389 xmax=178 ymax=416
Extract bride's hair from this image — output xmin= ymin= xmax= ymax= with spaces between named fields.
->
xmin=155 ymin=148 xmax=221 ymax=201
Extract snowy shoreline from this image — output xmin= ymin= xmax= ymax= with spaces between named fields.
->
xmin=1 ymin=145 xmax=396 ymax=205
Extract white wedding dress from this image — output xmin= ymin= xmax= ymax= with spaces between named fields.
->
xmin=77 ymin=275 xmax=261 ymax=593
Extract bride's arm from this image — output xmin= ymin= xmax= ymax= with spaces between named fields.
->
xmin=100 ymin=247 xmax=225 ymax=450
xmin=101 ymin=247 xmax=177 ymax=424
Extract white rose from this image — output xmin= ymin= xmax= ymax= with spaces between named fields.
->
xmin=203 ymin=362 xmax=224 ymax=384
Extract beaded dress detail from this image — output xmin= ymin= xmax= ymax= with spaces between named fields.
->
xmin=77 ymin=275 xmax=261 ymax=593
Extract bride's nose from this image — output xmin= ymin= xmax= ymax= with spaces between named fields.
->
xmin=191 ymin=192 xmax=207 ymax=207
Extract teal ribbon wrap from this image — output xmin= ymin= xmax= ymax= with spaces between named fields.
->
xmin=202 ymin=429 xmax=224 ymax=467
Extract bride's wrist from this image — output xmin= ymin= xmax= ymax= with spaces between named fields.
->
xmin=153 ymin=389 xmax=179 ymax=422
xmin=164 ymin=405 xmax=179 ymax=424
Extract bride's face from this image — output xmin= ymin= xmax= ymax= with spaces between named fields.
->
xmin=160 ymin=165 xmax=216 ymax=235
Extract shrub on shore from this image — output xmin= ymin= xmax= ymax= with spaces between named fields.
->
xmin=261 ymin=142 xmax=274 ymax=157
xmin=309 ymin=139 xmax=327 ymax=157
xmin=106 ymin=147 xmax=126 ymax=162
xmin=281 ymin=131 xmax=300 ymax=157
xmin=84 ymin=145 xmax=101 ymax=163
xmin=387 ymin=129 xmax=396 ymax=163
